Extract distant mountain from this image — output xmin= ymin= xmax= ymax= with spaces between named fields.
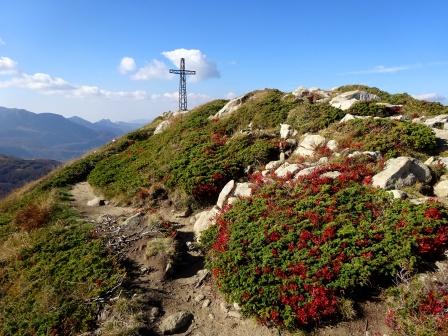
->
xmin=0 ymin=155 xmax=59 ymax=198
xmin=0 ymin=107 xmax=147 ymax=161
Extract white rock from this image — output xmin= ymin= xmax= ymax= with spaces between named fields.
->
xmin=340 ymin=113 xmax=356 ymax=123
xmin=330 ymin=90 xmax=380 ymax=110
xmin=194 ymin=294 xmax=205 ymax=302
xmin=214 ymin=96 xmax=245 ymax=118
xmin=432 ymin=128 xmax=448 ymax=141
xmin=327 ymin=139 xmax=338 ymax=151
xmin=423 ymin=114 xmax=448 ymax=128
xmin=372 ymin=157 xmax=432 ymax=190
xmin=348 ymin=151 xmax=381 ymax=160
xmin=202 ymin=299 xmax=211 ymax=308
xmin=295 ymin=166 xmax=318 ymax=178
xmin=434 ymin=180 xmax=448 ymax=198
xmin=159 ymin=311 xmax=193 ymax=334
xmin=293 ymin=146 xmax=315 ymax=157
xmin=194 ymin=207 xmax=219 ymax=239
xmin=154 ymin=120 xmax=171 ymax=134
xmin=227 ymin=197 xmax=238 ymax=205
xmin=275 ymin=162 xmax=301 ymax=178
xmin=425 ymin=156 xmax=436 ymax=165
xmin=321 ymin=171 xmax=341 ymax=179
xmin=280 ymin=123 xmax=293 ymax=139
xmin=318 ymin=157 xmax=329 ymax=165
xmin=409 ymin=197 xmax=430 ymax=205
xmin=216 ymin=180 xmax=235 ymax=208
xmin=389 ymin=115 xmax=406 ymax=121
xmin=387 ymin=190 xmax=408 ymax=199
xmin=300 ymin=134 xmax=327 ymax=150
xmin=87 ymin=197 xmax=105 ymax=207
xmin=123 ymin=212 xmax=143 ymax=226
xmin=265 ymin=160 xmax=283 ymax=170
xmin=233 ymin=182 xmax=253 ymax=198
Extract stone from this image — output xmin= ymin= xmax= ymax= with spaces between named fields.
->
xmin=148 ymin=307 xmax=160 ymax=323
xmin=424 ymin=156 xmax=436 ymax=165
xmin=318 ymin=157 xmax=329 ymax=165
xmin=159 ymin=311 xmax=193 ymax=335
xmin=432 ymin=128 xmax=448 ymax=141
xmin=265 ymin=160 xmax=283 ymax=170
xmin=202 ymin=299 xmax=211 ymax=308
xmin=233 ymin=302 xmax=242 ymax=311
xmin=348 ymin=151 xmax=381 ymax=160
xmin=409 ymin=197 xmax=430 ymax=205
xmin=387 ymin=189 xmax=408 ymax=199
xmin=330 ymin=90 xmax=380 ymax=110
xmin=295 ymin=166 xmax=318 ymax=178
xmin=227 ymin=196 xmax=238 ymax=205
xmin=327 ymin=139 xmax=338 ymax=151
xmin=220 ymin=302 xmax=230 ymax=313
xmin=154 ymin=120 xmax=171 ymax=134
xmin=434 ymin=180 xmax=448 ymax=198
xmin=275 ymin=162 xmax=302 ymax=178
xmin=233 ymin=182 xmax=253 ymax=198
xmin=212 ymin=93 xmax=254 ymax=119
xmin=280 ymin=123 xmax=293 ymax=139
xmin=389 ymin=115 xmax=406 ymax=121
xmin=300 ymin=134 xmax=327 ymax=150
xmin=279 ymin=151 xmax=286 ymax=161
xmin=216 ymin=180 xmax=235 ymax=208
xmin=372 ymin=157 xmax=431 ymax=190
xmin=321 ymin=171 xmax=341 ymax=179
xmin=87 ymin=197 xmax=105 ymax=207
xmin=293 ymin=146 xmax=315 ymax=157
xmin=193 ymin=207 xmax=219 ymax=239
xmin=123 ymin=212 xmax=143 ymax=226
xmin=423 ymin=114 xmax=448 ymax=128
xmin=339 ymin=113 xmax=356 ymax=123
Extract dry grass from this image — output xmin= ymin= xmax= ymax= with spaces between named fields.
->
xmin=0 ymin=231 xmax=32 ymax=262
xmin=13 ymin=191 xmax=56 ymax=231
xmin=101 ymin=297 xmax=147 ymax=336
xmin=146 ymin=237 xmax=176 ymax=259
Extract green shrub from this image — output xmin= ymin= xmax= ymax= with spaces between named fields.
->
xmin=286 ymin=103 xmax=345 ymax=134
xmin=324 ymin=118 xmax=437 ymax=159
xmin=346 ymin=101 xmax=394 ymax=117
xmin=204 ymin=160 xmax=448 ymax=330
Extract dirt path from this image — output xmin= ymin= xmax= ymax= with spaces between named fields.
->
xmin=70 ymin=182 xmax=389 ymax=336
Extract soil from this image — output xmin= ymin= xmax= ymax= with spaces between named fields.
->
xmin=70 ymin=182 xmax=391 ymax=336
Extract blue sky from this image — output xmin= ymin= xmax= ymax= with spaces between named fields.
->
xmin=0 ymin=0 xmax=447 ymax=121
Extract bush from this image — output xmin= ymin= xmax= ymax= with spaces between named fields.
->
xmin=324 ymin=119 xmax=437 ymax=159
xmin=286 ymin=103 xmax=345 ymax=134
xmin=346 ymin=101 xmax=394 ymax=117
xmin=204 ymin=159 xmax=448 ymax=329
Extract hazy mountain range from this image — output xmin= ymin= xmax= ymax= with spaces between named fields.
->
xmin=0 ymin=106 xmax=148 ymax=161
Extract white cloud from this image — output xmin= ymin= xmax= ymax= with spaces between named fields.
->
xmin=162 ymin=48 xmax=220 ymax=81
xmin=130 ymin=48 xmax=220 ymax=82
xmin=0 ymin=56 xmax=18 ymax=75
xmin=413 ymin=93 xmax=447 ymax=103
xmin=346 ymin=64 xmax=414 ymax=75
xmin=132 ymin=59 xmax=173 ymax=80
xmin=118 ymin=57 xmax=136 ymax=74
xmin=225 ymin=91 xmax=237 ymax=99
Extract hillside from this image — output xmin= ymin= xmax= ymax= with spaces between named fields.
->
xmin=1 ymin=85 xmax=448 ymax=335
xmin=0 ymin=107 xmax=146 ymax=161
xmin=0 ymin=155 xmax=59 ymax=198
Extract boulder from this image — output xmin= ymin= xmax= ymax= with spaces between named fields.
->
xmin=434 ymin=180 xmax=448 ymax=198
xmin=372 ymin=157 xmax=432 ymax=190
xmin=233 ymin=182 xmax=253 ymax=198
xmin=194 ymin=207 xmax=219 ymax=239
xmin=327 ymin=139 xmax=338 ymax=151
xmin=423 ymin=114 xmax=448 ymax=128
xmin=86 ymin=197 xmax=105 ymax=207
xmin=432 ymin=128 xmax=448 ymax=141
xmin=321 ymin=171 xmax=341 ymax=179
xmin=280 ymin=124 xmax=293 ymax=139
xmin=293 ymin=134 xmax=327 ymax=157
xmin=154 ymin=120 xmax=171 ymax=134
xmin=265 ymin=160 xmax=284 ymax=170
xmin=387 ymin=189 xmax=408 ymax=199
xmin=330 ymin=90 xmax=380 ymax=110
xmin=123 ymin=212 xmax=144 ymax=226
xmin=159 ymin=311 xmax=193 ymax=334
xmin=275 ymin=162 xmax=302 ymax=178
xmin=348 ymin=151 xmax=381 ymax=160
xmin=295 ymin=166 xmax=318 ymax=178
xmin=211 ymin=93 xmax=254 ymax=119
xmin=216 ymin=180 xmax=235 ymax=208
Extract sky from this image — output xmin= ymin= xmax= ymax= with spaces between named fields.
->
xmin=0 ymin=0 xmax=447 ymax=122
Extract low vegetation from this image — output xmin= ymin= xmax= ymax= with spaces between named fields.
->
xmin=203 ymin=159 xmax=448 ymax=329
xmin=286 ymin=103 xmax=345 ymax=134
xmin=324 ymin=118 xmax=437 ymax=159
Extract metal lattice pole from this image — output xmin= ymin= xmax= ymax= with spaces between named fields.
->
xmin=169 ymin=58 xmax=196 ymax=111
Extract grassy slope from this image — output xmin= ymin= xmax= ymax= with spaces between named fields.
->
xmin=0 ymin=85 xmax=447 ymax=335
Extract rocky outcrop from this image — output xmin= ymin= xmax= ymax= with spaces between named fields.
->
xmin=330 ymin=90 xmax=380 ymax=110
xmin=292 ymin=86 xmax=331 ymax=103
xmin=159 ymin=311 xmax=193 ymax=334
xmin=434 ymin=180 xmax=448 ymax=198
xmin=216 ymin=180 xmax=235 ymax=208
xmin=387 ymin=189 xmax=408 ymax=199
xmin=372 ymin=157 xmax=431 ymax=190
xmin=293 ymin=134 xmax=327 ymax=157
xmin=275 ymin=162 xmax=302 ymax=178
xmin=280 ymin=123 xmax=294 ymax=139
xmin=233 ymin=182 xmax=253 ymax=198
xmin=154 ymin=120 xmax=172 ymax=135
xmin=193 ymin=207 xmax=219 ymax=239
